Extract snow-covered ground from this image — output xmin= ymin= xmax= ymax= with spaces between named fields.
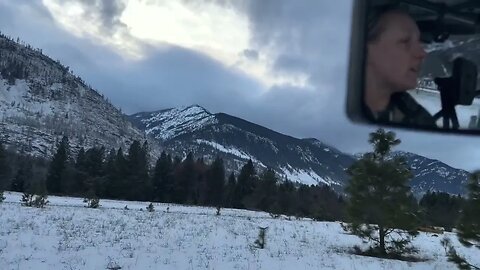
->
xmin=1 ymin=192 xmax=478 ymax=270
xmin=410 ymin=88 xmax=480 ymax=129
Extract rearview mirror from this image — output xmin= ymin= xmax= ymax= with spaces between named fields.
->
xmin=347 ymin=0 xmax=480 ymax=134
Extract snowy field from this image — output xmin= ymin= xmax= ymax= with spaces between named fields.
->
xmin=0 ymin=192 xmax=478 ymax=270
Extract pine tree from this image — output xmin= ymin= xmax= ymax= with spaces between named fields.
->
xmin=46 ymin=136 xmax=70 ymax=195
xmin=73 ymin=147 xmax=88 ymax=195
xmin=172 ymin=152 xmax=196 ymax=204
xmin=244 ymin=168 xmax=277 ymax=212
xmin=272 ymin=179 xmax=296 ymax=216
xmin=224 ymin=172 xmax=236 ymax=208
xmin=103 ymin=149 xmax=120 ymax=199
xmin=83 ymin=147 xmax=106 ymax=197
xmin=440 ymin=171 xmax=480 ymax=270
xmin=0 ymin=142 xmax=11 ymax=191
xmin=152 ymin=151 xmax=173 ymax=202
xmin=125 ymin=141 xmax=150 ymax=201
xmin=233 ymin=159 xmax=257 ymax=209
xmin=344 ymin=129 xmax=419 ymax=256
xmin=146 ymin=202 xmax=154 ymax=212
xmin=10 ymin=157 xmax=33 ymax=192
xmin=205 ymin=157 xmax=225 ymax=207
xmin=419 ymin=191 xmax=464 ymax=231
xmin=457 ymin=172 xmax=480 ymax=247
xmin=22 ymin=176 xmax=48 ymax=208
xmin=193 ymin=157 xmax=208 ymax=205
xmin=113 ymin=148 xmax=128 ymax=199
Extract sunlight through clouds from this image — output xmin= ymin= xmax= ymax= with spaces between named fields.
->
xmin=42 ymin=0 xmax=145 ymax=59
xmin=40 ymin=0 xmax=309 ymax=89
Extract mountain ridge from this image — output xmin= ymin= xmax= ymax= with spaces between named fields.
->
xmin=130 ymin=105 xmax=469 ymax=195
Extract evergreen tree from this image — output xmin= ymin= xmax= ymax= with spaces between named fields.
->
xmin=233 ymin=159 xmax=257 ymax=209
xmin=272 ymin=179 xmax=296 ymax=216
xmin=172 ymin=152 xmax=195 ymax=204
xmin=10 ymin=157 xmax=33 ymax=192
xmin=103 ymin=149 xmax=120 ymax=199
xmin=244 ymin=168 xmax=277 ymax=212
xmin=193 ymin=157 xmax=208 ymax=205
xmin=72 ymin=147 xmax=88 ymax=195
xmin=152 ymin=151 xmax=174 ymax=202
xmin=125 ymin=141 xmax=150 ymax=201
xmin=442 ymin=171 xmax=480 ymax=270
xmin=457 ymin=172 xmax=480 ymax=247
xmin=114 ymin=148 xmax=128 ymax=199
xmin=224 ymin=172 xmax=236 ymax=208
xmin=344 ymin=129 xmax=419 ymax=256
xmin=84 ymin=147 xmax=105 ymax=177
xmin=0 ymin=142 xmax=11 ymax=190
xmin=205 ymin=157 xmax=225 ymax=207
xmin=83 ymin=147 xmax=106 ymax=197
xmin=46 ymin=136 xmax=70 ymax=194
xmin=419 ymin=191 xmax=464 ymax=231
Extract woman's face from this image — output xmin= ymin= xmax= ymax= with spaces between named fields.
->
xmin=367 ymin=12 xmax=427 ymax=93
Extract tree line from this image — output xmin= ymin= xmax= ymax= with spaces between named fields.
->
xmin=0 ymin=136 xmax=345 ymax=221
xmin=0 ymin=135 xmax=468 ymax=227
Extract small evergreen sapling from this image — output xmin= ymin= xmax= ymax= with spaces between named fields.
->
xmin=344 ymin=129 xmax=419 ymax=257
xmin=84 ymin=197 xmax=100 ymax=208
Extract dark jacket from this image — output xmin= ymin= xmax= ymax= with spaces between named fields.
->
xmin=367 ymin=92 xmax=437 ymax=128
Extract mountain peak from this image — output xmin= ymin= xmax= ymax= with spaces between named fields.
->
xmin=129 ymin=104 xmax=217 ymax=141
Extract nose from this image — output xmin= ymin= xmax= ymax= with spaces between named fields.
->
xmin=414 ymin=42 xmax=427 ymax=60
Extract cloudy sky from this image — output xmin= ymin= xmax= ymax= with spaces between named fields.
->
xmin=1 ymin=0 xmax=480 ymax=171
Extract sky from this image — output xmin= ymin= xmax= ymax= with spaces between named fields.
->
xmin=1 ymin=0 xmax=480 ymax=171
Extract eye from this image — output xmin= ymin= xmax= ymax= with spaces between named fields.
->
xmin=398 ymin=37 xmax=412 ymax=48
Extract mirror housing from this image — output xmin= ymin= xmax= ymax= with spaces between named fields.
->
xmin=346 ymin=0 xmax=480 ymax=134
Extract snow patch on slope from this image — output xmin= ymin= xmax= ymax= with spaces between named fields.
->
xmin=280 ymin=165 xmax=340 ymax=186
xmin=141 ymin=105 xmax=218 ymax=140
xmin=195 ymin=139 xmax=265 ymax=167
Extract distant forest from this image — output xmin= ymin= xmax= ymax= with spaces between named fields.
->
xmin=0 ymin=136 xmax=465 ymax=230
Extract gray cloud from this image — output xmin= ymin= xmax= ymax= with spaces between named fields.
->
xmin=241 ymin=49 xmax=259 ymax=61
xmin=56 ymin=0 xmax=128 ymax=34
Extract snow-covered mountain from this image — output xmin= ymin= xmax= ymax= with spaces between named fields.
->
xmin=391 ymin=151 xmax=469 ymax=196
xmin=130 ymin=105 xmax=353 ymax=191
xmin=130 ymin=105 xmax=469 ymax=195
xmin=0 ymin=33 xmax=156 ymax=158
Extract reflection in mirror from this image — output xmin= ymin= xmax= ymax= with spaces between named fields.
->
xmin=362 ymin=0 xmax=480 ymax=131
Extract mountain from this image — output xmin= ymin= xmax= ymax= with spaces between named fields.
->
xmin=392 ymin=151 xmax=468 ymax=196
xmin=0 ymin=33 xmax=157 ymax=159
xmin=422 ymin=35 xmax=480 ymax=78
xmin=130 ymin=105 xmax=354 ymax=191
xmin=130 ymin=105 xmax=469 ymax=196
